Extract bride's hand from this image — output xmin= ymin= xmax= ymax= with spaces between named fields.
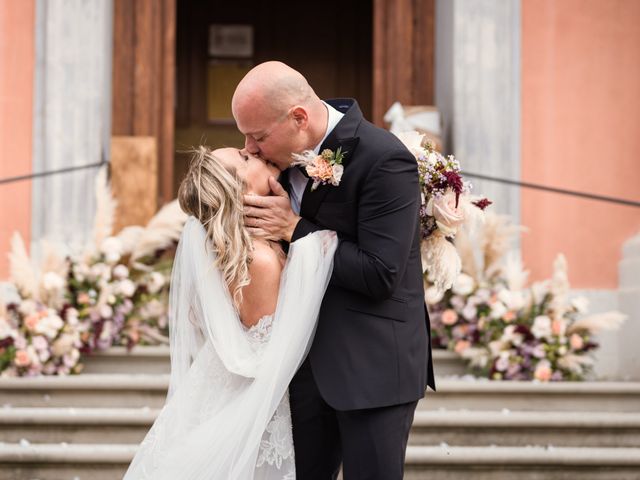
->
xmin=244 ymin=177 xmax=300 ymax=242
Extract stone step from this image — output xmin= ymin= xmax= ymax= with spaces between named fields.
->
xmin=3 ymin=407 xmax=640 ymax=448
xmin=0 ymin=407 xmax=158 ymax=444
xmin=419 ymin=379 xmax=640 ymax=412
xmin=3 ymin=374 xmax=640 ymax=411
xmin=403 ymin=445 xmax=640 ymax=480
xmin=1 ymin=443 xmax=639 ymax=480
xmin=410 ymin=410 xmax=640 ymax=447
xmin=82 ymin=347 xmax=469 ymax=376
xmin=0 ymin=375 xmax=168 ymax=408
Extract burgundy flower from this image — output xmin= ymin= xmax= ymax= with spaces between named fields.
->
xmin=473 ymin=198 xmax=493 ymax=210
xmin=443 ymin=171 xmax=464 ymax=195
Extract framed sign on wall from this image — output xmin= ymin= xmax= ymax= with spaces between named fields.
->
xmin=206 ymin=24 xmax=254 ymax=123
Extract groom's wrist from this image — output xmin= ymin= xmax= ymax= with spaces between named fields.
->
xmin=291 ymin=217 xmax=321 ymax=242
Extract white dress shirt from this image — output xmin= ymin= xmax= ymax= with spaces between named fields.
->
xmin=289 ymin=102 xmax=345 ymax=215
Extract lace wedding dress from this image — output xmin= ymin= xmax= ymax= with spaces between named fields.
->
xmin=123 ymin=217 xmax=336 ymax=480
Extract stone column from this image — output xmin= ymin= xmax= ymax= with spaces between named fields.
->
xmin=617 ymin=233 xmax=640 ymax=380
xmin=31 ymin=0 xmax=113 ymax=252
xmin=435 ymin=0 xmax=521 ymax=223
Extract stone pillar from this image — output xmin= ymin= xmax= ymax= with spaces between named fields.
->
xmin=31 ymin=0 xmax=113 ymax=251
xmin=435 ymin=0 xmax=521 ymax=223
xmin=617 ymin=233 xmax=640 ymax=380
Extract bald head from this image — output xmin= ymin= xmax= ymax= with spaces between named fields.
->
xmin=231 ymin=61 xmax=328 ymax=169
xmin=232 ymin=61 xmax=317 ymax=119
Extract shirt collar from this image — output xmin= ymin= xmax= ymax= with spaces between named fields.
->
xmin=313 ymin=101 xmax=345 ymax=155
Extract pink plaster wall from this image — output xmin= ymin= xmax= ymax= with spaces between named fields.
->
xmin=521 ymin=0 xmax=640 ymax=288
xmin=0 ymin=0 xmax=35 ymax=280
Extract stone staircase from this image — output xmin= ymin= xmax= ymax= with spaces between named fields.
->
xmin=1 ymin=348 xmax=639 ymax=479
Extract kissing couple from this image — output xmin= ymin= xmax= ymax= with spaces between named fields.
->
xmin=124 ymin=61 xmax=435 ymax=480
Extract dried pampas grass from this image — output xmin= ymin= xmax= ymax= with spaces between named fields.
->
xmin=130 ymin=200 xmax=188 ymax=267
xmin=558 ymin=354 xmax=594 ymax=374
xmin=8 ymin=233 xmax=38 ymax=299
xmin=92 ymin=165 xmax=117 ymax=249
xmin=567 ymin=312 xmax=626 ymax=335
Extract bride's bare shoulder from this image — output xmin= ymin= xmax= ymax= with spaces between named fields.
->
xmin=239 ymin=240 xmax=283 ymax=327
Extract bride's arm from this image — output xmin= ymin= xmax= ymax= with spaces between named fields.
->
xmin=239 ymin=241 xmax=283 ymax=327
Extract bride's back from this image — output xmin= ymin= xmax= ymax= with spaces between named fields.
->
xmin=238 ymin=239 xmax=284 ymax=327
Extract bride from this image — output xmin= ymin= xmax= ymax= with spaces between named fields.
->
xmin=123 ymin=146 xmax=337 ymax=479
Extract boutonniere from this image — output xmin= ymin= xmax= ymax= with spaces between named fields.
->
xmin=291 ymin=148 xmax=345 ymax=191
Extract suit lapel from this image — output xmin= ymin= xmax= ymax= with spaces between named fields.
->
xmin=300 ymin=99 xmax=362 ymax=220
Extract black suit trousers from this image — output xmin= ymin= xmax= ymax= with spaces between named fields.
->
xmin=290 ymin=357 xmax=418 ymax=480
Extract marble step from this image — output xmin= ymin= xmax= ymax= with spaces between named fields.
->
xmin=3 ymin=407 xmax=640 ymax=448
xmin=82 ymin=347 xmax=468 ymax=376
xmin=3 ymin=374 xmax=640 ymax=411
xmin=1 ymin=444 xmax=639 ymax=480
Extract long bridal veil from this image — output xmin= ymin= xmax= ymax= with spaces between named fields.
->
xmin=124 ymin=217 xmax=337 ymax=479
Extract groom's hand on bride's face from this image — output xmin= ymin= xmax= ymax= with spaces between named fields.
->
xmin=244 ymin=177 xmax=300 ymax=243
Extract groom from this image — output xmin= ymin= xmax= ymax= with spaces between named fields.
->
xmin=233 ymin=61 xmax=435 ymax=479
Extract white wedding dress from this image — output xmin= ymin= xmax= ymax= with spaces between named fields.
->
xmin=124 ymin=217 xmax=337 ymax=480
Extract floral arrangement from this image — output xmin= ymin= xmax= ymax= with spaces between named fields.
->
xmin=427 ymin=212 xmax=625 ymax=381
xmin=0 ymin=167 xmax=187 ymax=377
xmin=394 ymin=131 xmax=491 ymax=292
xmin=291 ymin=148 xmax=344 ymax=191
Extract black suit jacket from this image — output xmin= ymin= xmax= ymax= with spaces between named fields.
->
xmin=285 ymin=99 xmax=435 ymax=410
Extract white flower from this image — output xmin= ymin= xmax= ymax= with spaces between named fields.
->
xmin=498 ymin=289 xmax=525 ymax=311
xmin=147 ymin=272 xmax=166 ymax=294
xmin=117 ymin=279 xmax=136 ymax=298
xmin=18 ymin=300 xmax=37 ymax=316
xmin=73 ymin=263 xmax=90 ymax=282
xmin=100 ymin=237 xmax=123 ymax=264
xmin=495 ymin=352 xmax=510 ymax=372
xmin=90 ymin=263 xmax=111 ymax=282
xmin=100 ymin=321 xmax=114 ymax=340
xmin=112 ymin=264 xmax=130 ymax=280
xmin=531 ymin=281 xmax=550 ymax=304
xmin=35 ymin=313 xmax=64 ymax=339
xmin=99 ymin=305 xmax=114 ymax=319
xmin=424 ymin=285 xmax=444 ymax=305
xmin=31 ymin=335 xmax=48 ymax=351
xmin=452 ymin=273 xmax=475 ymax=296
xmin=571 ymin=296 xmax=590 ymax=314
xmin=426 ymin=190 xmax=465 ymax=237
xmin=462 ymin=303 xmax=477 ymax=320
xmin=394 ymin=131 xmax=425 ymax=158
xmin=52 ymin=334 xmax=76 ymax=357
xmin=531 ymin=315 xmax=552 ymax=339
xmin=331 ymin=164 xmax=344 ymax=186
xmin=490 ymin=301 xmax=507 ymax=320
xmin=501 ymin=325 xmax=523 ymax=347
xmin=426 ymin=152 xmax=439 ymax=167
xmin=65 ymin=308 xmax=79 ymax=326
xmin=42 ymin=272 xmax=65 ymax=291
xmin=0 ymin=317 xmax=14 ymax=339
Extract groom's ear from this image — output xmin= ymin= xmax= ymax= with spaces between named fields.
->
xmin=291 ymin=106 xmax=309 ymax=130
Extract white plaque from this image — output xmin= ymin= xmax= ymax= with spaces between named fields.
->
xmin=208 ymin=25 xmax=253 ymax=58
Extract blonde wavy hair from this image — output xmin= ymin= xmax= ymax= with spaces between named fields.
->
xmin=178 ymin=146 xmax=252 ymax=309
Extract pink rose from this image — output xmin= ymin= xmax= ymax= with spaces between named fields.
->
xmin=534 ymin=362 xmax=552 ymax=382
xmin=569 ymin=333 xmax=584 ymax=350
xmin=426 ymin=189 xmax=465 ymax=236
xmin=552 ymin=318 xmax=566 ymax=336
xmin=454 ymin=340 xmax=471 ymax=354
xmin=24 ymin=314 xmax=40 ymax=331
xmin=441 ymin=309 xmax=458 ymax=326
xmin=14 ymin=349 xmax=31 ymax=367
xmin=307 ymin=157 xmax=334 ymax=181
